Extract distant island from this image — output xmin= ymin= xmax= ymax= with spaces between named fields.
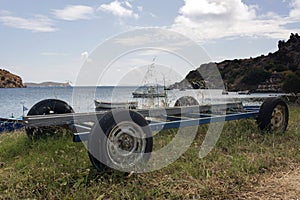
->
xmin=169 ymin=33 xmax=300 ymax=94
xmin=25 ymin=81 xmax=71 ymax=87
xmin=0 ymin=69 xmax=25 ymax=88
xmin=0 ymin=68 xmax=71 ymax=88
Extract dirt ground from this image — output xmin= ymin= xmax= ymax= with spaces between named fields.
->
xmin=236 ymin=167 xmax=300 ymax=200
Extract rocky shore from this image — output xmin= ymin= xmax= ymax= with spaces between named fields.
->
xmin=0 ymin=69 xmax=25 ymax=88
xmin=169 ymin=33 xmax=300 ymax=94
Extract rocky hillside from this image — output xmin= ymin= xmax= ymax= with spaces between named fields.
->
xmin=0 ymin=69 xmax=25 ymax=88
xmin=170 ymin=33 xmax=300 ymax=93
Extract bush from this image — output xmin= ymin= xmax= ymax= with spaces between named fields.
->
xmin=264 ymin=63 xmax=274 ymax=71
xmin=289 ymin=64 xmax=298 ymax=72
xmin=282 ymin=74 xmax=300 ymax=94
xmin=274 ymin=64 xmax=288 ymax=72
xmin=241 ymin=69 xmax=271 ymax=85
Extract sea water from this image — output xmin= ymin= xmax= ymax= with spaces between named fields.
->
xmin=0 ymin=87 xmax=285 ymax=118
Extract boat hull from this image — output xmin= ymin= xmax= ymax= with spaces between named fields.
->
xmin=132 ymin=92 xmax=166 ymax=98
xmin=94 ymin=100 xmax=138 ymax=110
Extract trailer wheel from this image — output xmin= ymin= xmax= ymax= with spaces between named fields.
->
xmin=88 ymin=109 xmax=153 ymax=172
xmin=174 ymin=96 xmax=199 ymax=106
xmin=26 ymin=99 xmax=74 ymax=139
xmin=257 ymin=98 xmax=289 ymax=134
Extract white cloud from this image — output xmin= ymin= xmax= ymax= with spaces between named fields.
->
xmin=52 ymin=5 xmax=94 ymax=21
xmin=290 ymin=0 xmax=300 ymax=18
xmin=172 ymin=0 xmax=300 ymax=41
xmin=179 ymin=0 xmax=256 ymax=20
xmin=99 ymin=0 xmax=138 ymax=19
xmin=0 ymin=13 xmax=56 ymax=32
xmin=125 ymin=1 xmax=132 ymax=9
xmin=81 ymin=51 xmax=89 ymax=60
xmin=137 ymin=6 xmax=143 ymax=12
xmin=42 ymin=52 xmax=70 ymax=56
xmin=150 ymin=12 xmax=157 ymax=18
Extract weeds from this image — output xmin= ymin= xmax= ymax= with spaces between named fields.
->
xmin=0 ymin=106 xmax=299 ymax=199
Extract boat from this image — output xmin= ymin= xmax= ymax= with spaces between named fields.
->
xmin=237 ymin=90 xmax=251 ymax=95
xmin=132 ymin=85 xmax=166 ymax=98
xmin=0 ymin=117 xmax=24 ymax=133
xmin=94 ymin=100 xmax=138 ymax=110
xmin=222 ymin=90 xmax=229 ymax=95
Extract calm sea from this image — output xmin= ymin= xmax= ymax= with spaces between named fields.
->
xmin=0 ymin=86 xmax=133 ymax=118
xmin=0 ymin=87 xmax=285 ymax=118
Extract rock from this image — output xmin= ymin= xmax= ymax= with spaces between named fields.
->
xmin=170 ymin=33 xmax=300 ymax=92
xmin=0 ymin=69 xmax=25 ymax=88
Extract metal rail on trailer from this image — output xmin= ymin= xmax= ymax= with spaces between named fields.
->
xmin=23 ymin=102 xmax=259 ymax=141
xmin=22 ymin=97 xmax=289 ymax=172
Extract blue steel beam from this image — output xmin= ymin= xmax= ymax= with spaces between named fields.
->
xmin=149 ymin=111 xmax=259 ymax=132
xmin=73 ymin=111 xmax=259 ymax=142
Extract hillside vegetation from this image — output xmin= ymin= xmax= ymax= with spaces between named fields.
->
xmin=171 ymin=33 xmax=300 ymax=94
xmin=0 ymin=106 xmax=300 ymax=199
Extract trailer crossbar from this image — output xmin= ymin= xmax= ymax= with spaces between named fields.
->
xmin=149 ymin=111 xmax=258 ymax=132
xmin=73 ymin=110 xmax=259 ymax=142
xmin=23 ymin=102 xmax=260 ymax=143
xmin=23 ymin=102 xmax=244 ymax=127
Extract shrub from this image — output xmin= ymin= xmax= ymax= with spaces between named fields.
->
xmin=273 ymin=64 xmax=288 ymax=72
xmin=264 ymin=62 xmax=275 ymax=71
xmin=289 ymin=64 xmax=298 ymax=72
xmin=282 ymin=74 xmax=300 ymax=94
xmin=241 ymin=69 xmax=271 ymax=85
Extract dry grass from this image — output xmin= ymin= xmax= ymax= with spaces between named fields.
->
xmin=0 ymin=105 xmax=299 ymax=199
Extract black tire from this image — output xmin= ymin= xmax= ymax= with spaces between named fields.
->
xmin=88 ymin=109 xmax=153 ymax=172
xmin=257 ymin=98 xmax=289 ymax=133
xmin=174 ymin=96 xmax=199 ymax=107
xmin=26 ymin=99 xmax=74 ymax=139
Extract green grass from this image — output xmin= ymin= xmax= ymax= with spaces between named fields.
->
xmin=0 ymin=106 xmax=300 ymax=199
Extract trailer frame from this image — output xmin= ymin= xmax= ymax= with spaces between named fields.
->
xmin=22 ymin=97 xmax=289 ymax=172
xmin=23 ymin=102 xmax=260 ymax=142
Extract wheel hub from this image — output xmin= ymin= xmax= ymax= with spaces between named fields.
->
xmin=118 ymin=133 xmax=134 ymax=151
xmin=271 ymin=105 xmax=286 ymax=132
xmin=107 ymin=121 xmax=146 ymax=168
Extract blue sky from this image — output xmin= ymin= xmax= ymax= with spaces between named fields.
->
xmin=0 ymin=0 xmax=300 ymax=85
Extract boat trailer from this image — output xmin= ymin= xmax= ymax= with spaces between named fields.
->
xmin=22 ymin=97 xmax=289 ymax=172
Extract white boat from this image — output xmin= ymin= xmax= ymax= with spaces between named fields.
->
xmin=94 ymin=100 xmax=138 ymax=110
xmin=237 ymin=90 xmax=251 ymax=95
xmin=222 ymin=90 xmax=229 ymax=95
xmin=132 ymin=85 xmax=166 ymax=98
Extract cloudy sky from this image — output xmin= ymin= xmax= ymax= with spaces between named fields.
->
xmin=1 ymin=0 xmax=300 ymax=85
